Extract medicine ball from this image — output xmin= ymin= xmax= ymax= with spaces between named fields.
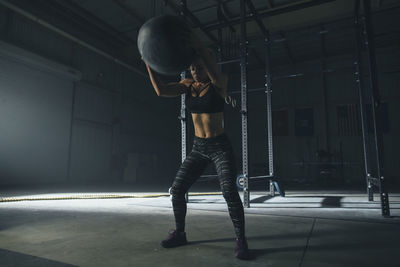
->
xmin=137 ymin=15 xmax=195 ymax=75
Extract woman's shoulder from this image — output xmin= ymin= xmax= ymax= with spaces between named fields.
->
xmin=211 ymin=74 xmax=228 ymax=98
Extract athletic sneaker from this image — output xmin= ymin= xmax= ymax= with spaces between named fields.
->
xmin=235 ymin=237 xmax=250 ymax=260
xmin=160 ymin=229 xmax=188 ymax=248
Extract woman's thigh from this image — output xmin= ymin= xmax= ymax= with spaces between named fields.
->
xmin=171 ymin=151 xmax=209 ymax=194
xmin=212 ymin=148 xmax=238 ymax=191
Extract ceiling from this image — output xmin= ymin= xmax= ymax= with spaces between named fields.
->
xmin=4 ymin=0 xmax=400 ymax=70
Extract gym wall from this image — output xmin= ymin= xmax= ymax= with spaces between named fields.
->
xmin=0 ymin=5 xmax=180 ymax=186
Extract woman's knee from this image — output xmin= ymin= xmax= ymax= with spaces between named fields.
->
xmin=221 ymin=186 xmax=240 ymax=201
xmin=170 ymin=184 xmax=187 ymax=198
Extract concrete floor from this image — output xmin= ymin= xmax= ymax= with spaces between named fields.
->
xmin=0 ymin=186 xmax=399 ymax=267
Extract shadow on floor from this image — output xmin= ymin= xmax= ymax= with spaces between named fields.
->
xmin=250 ymin=195 xmax=275 ymax=203
xmin=0 ymin=248 xmax=78 ymax=267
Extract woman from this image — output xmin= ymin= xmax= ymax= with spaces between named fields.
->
xmin=143 ymin=34 xmax=249 ymax=260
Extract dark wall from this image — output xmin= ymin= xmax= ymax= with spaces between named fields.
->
xmin=0 ymin=5 xmax=181 ymax=187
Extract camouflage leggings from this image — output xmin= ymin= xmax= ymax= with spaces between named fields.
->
xmin=170 ymin=133 xmax=245 ymax=239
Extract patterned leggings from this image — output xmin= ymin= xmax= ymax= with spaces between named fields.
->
xmin=170 ymin=133 xmax=245 ymax=239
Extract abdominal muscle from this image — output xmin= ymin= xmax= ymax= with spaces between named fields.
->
xmin=192 ymin=112 xmax=224 ymax=138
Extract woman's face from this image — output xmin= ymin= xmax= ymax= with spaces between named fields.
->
xmin=190 ymin=61 xmax=209 ymax=82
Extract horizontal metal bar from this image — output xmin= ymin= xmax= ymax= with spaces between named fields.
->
xmin=198 ymin=174 xmax=275 ymax=182
xmin=191 ymin=0 xmax=235 ymax=14
xmin=203 ymin=0 xmax=335 ymax=32
xmin=249 ymin=175 xmax=274 ymax=179
xmin=272 ymin=38 xmax=287 ymax=43
xmin=244 ymin=3 xmax=400 ymax=47
xmin=217 ymin=58 xmax=241 ymax=65
xmin=273 ymin=73 xmax=305 ymax=79
xmin=292 ymin=161 xmax=361 ymax=166
xmin=229 ymin=87 xmax=265 ymax=95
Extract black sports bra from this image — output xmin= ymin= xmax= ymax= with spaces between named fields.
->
xmin=186 ymin=82 xmax=225 ymax=114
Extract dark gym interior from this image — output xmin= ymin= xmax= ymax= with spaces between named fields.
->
xmin=0 ymin=0 xmax=399 ymax=266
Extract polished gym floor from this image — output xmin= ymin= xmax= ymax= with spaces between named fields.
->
xmin=0 ymin=184 xmax=399 ymax=267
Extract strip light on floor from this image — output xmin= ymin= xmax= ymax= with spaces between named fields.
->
xmin=0 ymin=192 xmax=223 ymax=202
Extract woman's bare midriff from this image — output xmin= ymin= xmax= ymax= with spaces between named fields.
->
xmin=192 ymin=112 xmax=224 ymax=138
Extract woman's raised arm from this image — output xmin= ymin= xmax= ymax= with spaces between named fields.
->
xmin=144 ymin=62 xmax=190 ymax=97
xmin=190 ymin=32 xmax=228 ymax=98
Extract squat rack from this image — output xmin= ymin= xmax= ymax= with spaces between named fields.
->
xmin=354 ymin=0 xmax=390 ymax=217
xmin=177 ymin=0 xmax=391 ymax=216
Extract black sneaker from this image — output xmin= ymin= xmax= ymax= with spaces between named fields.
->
xmin=235 ymin=237 xmax=250 ymax=260
xmin=160 ymin=230 xmax=188 ymax=248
